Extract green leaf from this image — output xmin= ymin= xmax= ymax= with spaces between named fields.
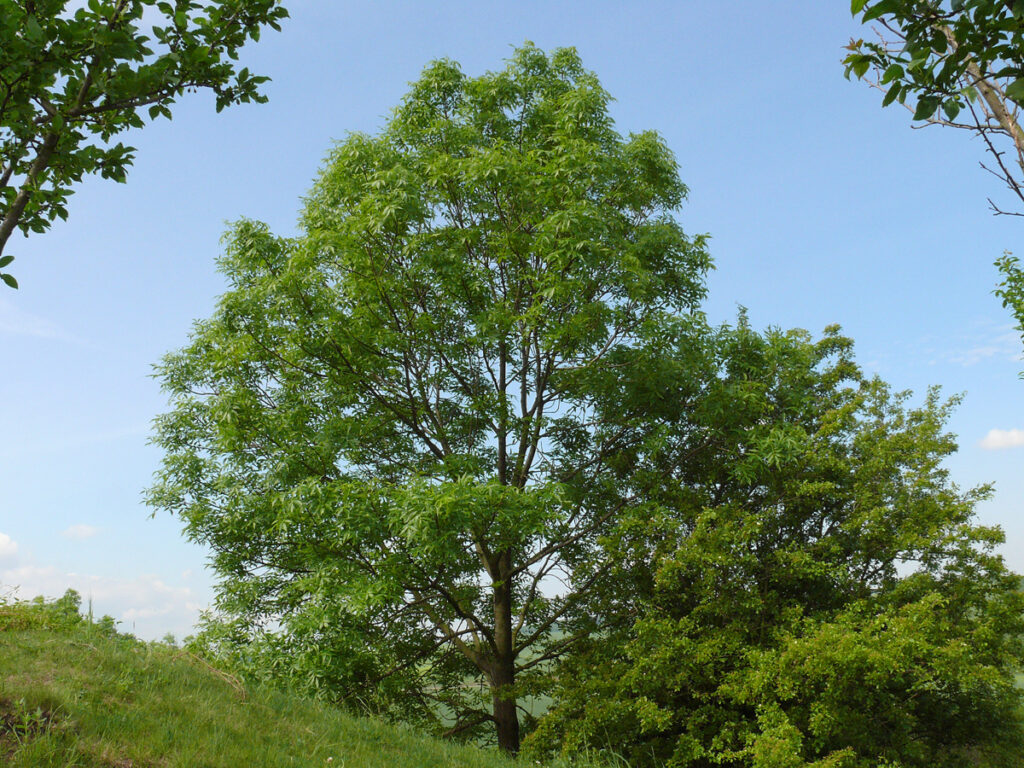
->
xmin=1 ymin=273 xmax=18 ymax=289
xmin=0 ymin=255 xmax=13 ymax=268
xmin=1005 ymin=78 xmax=1024 ymax=106
xmin=851 ymin=0 xmax=869 ymax=14
xmin=846 ymin=54 xmax=873 ymax=79
xmin=863 ymin=0 xmax=900 ymax=22
xmin=942 ymin=99 xmax=962 ymax=121
xmin=880 ymin=64 xmax=904 ymax=84
xmin=24 ymin=15 xmax=43 ymax=43
xmin=882 ymin=83 xmax=902 ymax=107
xmin=913 ymin=96 xmax=940 ymax=120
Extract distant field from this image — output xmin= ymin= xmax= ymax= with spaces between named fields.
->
xmin=0 ymin=601 xmax=527 ymax=768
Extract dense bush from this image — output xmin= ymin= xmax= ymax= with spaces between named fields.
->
xmin=524 ymin=324 xmax=1024 ymax=767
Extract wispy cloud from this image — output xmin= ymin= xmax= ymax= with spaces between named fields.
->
xmin=947 ymin=329 xmax=1022 ymax=367
xmin=898 ymin=316 xmax=1023 ymax=368
xmin=979 ymin=428 xmax=1024 ymax=450
xmin=865 ymin=320 xmax=1022 ymax=373
xmin=61 ymin=524 xmax=100 ymax=540
xmin=0 ymin=423 xmax=149 ymax=461
xmin=0 ymin=298 xmax=81 ymax=343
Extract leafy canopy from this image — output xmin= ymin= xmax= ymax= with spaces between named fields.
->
xmin=149 ymin=44 xmax=710 ymax=753
xmin=0 ymin=0 xmax=289 ymax=288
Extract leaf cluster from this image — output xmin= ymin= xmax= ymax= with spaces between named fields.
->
xmin=844 ymin=0 xmax=1023 ymax=120
xmin=0 ymin=0 xmax=288 ymax=283
xmin=996 ymin=250 xmax=1024 ymax=366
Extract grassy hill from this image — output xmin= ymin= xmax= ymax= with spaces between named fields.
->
xmin=0 ymin=593 xmax=579 ymax=768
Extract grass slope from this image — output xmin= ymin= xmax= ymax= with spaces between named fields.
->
xmin=0 ymin=596 xmax=524 ymax=768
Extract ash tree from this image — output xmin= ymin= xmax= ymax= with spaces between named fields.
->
xmin=149 ymin=44 xmax=710 ymax=753
xmin=0 ymin=0 xmax=289 ymax=288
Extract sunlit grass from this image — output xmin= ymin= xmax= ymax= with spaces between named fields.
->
xmin=0 ymin=594 xmax=542 ymax=767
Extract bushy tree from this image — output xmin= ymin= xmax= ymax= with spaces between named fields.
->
xmin=523 ymin=322 xmax=1024 ymax=767
xmin=0 ymin=0 xmax=289 ymax=288
xmin=148 ymin=44 xmax=710 ymax=753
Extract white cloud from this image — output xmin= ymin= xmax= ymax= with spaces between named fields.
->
xmin=0 ymin=533 xmax=18 ymax=561
xmin=979 ymin=428 xmax=1024 ymax=450
xmin=61 ymin=524 xmax=100 ymax=540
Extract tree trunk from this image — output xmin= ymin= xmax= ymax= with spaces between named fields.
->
xmin=491 ymin=550 xmax=520 ymax=753
xmin=491 ymin=657 xmax=520 ymax=753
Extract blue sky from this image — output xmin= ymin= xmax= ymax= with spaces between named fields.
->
xmin=1 ymin=1 xmax=1021 ymax=640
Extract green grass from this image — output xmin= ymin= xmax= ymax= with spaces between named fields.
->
xmin=0 ymin=596 xmax=546 ymax=768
